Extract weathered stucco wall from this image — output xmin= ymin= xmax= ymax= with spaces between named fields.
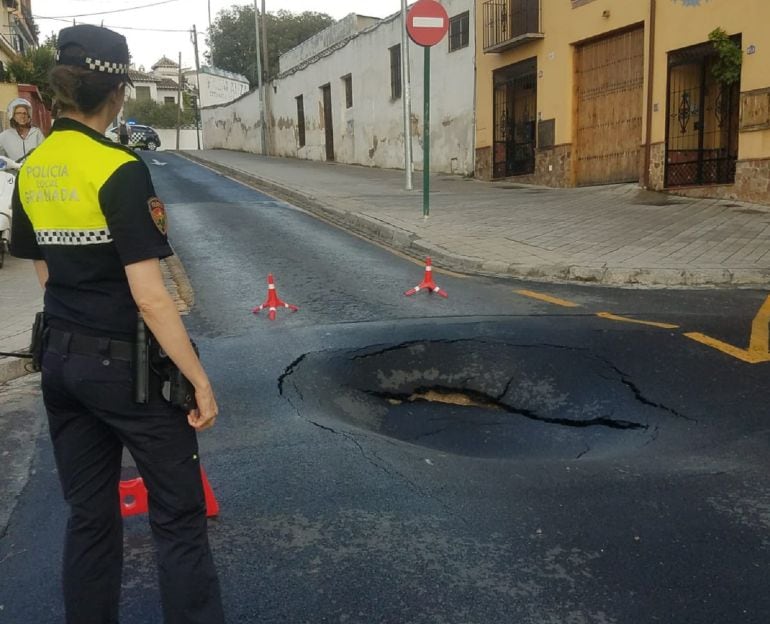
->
xmin=202 ymin=0 xmax=475 ymax=175
xmin=201 ymin=89 xmax=264 ymax=154
xmin=279 ymin=13 xmax=380 ymax=73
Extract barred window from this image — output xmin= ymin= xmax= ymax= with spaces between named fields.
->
xmin=448 ymin=11 xmax=470 ymax=52
xmin=342 ymin=74 xmax=353 ymax=108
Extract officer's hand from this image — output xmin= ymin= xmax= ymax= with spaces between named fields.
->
xmin=188 ymin=385 xmax=218 ymax=431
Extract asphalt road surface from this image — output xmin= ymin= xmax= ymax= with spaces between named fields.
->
xmin=1 ymin=153 xmax=769 ymax=624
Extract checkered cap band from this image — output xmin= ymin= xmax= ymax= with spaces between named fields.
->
xmin=55 ymin=50 xmax=129 ymax=76
xmin=36 ymin=228 xmax=113 ymax=246
xmin=85 ymin=56 xmax=129 ymax=75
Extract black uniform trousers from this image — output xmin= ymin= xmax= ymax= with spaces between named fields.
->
xmin=41 ymin=330 xmax=225 ymax=624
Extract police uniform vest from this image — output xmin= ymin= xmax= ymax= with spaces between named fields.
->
xmin=10 ymin=118 xmax=171 ymax=340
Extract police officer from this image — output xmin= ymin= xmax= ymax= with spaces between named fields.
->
xmin=10 ymin=25 xmax=225 ymax=624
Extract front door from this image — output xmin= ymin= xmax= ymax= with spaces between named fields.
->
xmin=665 ymin=41 xmax=740 ymax=187
xmin=321 ymin=84 xmax=335 ymax=162
xmin=493 ymin=58 xmax=537 ymax=178
xmin=575 ymin=27 xmax=645 ymax=186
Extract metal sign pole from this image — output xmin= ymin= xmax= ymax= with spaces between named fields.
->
xmin=407 ymin=0 xmax=447 ymax=218
xmin=423 ymin=45 xmax=430 ymax=218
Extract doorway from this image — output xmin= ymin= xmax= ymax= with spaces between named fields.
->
xmin=321 ymin=84 xmax=335 ymax=162
xmin=665 ymin=40 xmax=740 ymax=187
xmin=574 ymin=27 xmax=645 ymax=185
xmin=492 ymin=57 xmax=537 ymax=178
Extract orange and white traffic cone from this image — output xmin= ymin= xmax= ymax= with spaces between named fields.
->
xmin=404 ymin=257 xmax=448 ymax=298
xmin=252 ymin=273 xmax=299 ymax=320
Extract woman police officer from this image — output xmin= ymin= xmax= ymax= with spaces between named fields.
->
xmin=9 ymin=25 xmax=225 ymax=624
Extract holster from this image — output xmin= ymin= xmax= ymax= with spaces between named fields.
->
xmin=134 ymin=317 xmax=198 ymax=411
xmin=29 ymin=312 xmax=46 ymax=372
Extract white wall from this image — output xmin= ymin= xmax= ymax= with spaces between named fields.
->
xmin=156 ymin=128 xmax=200 ymax=151
xmin=198 ymin=72 xmax=250 ymax=108
xmin=157 ymin=87 xmax=181 ymax=106
xmin=201 ymin=0 xmax=475 ymax=175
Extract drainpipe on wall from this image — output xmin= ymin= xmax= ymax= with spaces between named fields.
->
xmin=401 ymin=0 xmax=413 ymax=190
xmin=643 ymin=0 xmax=657 ymax=189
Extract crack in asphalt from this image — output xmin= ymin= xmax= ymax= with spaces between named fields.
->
xmin=575 ymin=445 xmax=591 ymax=460
xmin=599 ymin=359 xmax=697 ymax=423
xmin=277 ymin=353 xmax=307 ymax=396
xmin=350 ymin=339 xmax=468 ymax=361
xmin=279 ymin=369 xmax=459 ymax=519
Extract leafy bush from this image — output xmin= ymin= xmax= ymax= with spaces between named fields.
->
xmin=708 ymin=28 xmax=742 ymax=86
xmin=123 ymin=99 xmax=196 ymax=128
xmin=6 ymin=46 xmax=56 ymax=107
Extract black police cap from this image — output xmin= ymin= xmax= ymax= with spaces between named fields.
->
xmin=56 ymin=24 xmax=133 ymax=84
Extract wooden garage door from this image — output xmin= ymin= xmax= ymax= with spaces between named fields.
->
xmin=575 ymin=27 xmax=645 ymax=186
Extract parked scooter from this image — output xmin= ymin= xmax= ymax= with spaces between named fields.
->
xmin=0 ymin=155 xmax=21 ymax=268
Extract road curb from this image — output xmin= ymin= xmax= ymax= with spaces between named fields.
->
xmin=0 ymin=355 xmax=32 ymax=385
xmin=178 ymin=151 xmax=770 ymax=289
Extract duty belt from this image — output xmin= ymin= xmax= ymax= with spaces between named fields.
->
xmin=47 ymin=328 xmax=133 ymax=362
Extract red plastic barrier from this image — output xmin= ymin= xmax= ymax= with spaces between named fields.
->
xmin=120 ymin=467 xmax=219 ymax=518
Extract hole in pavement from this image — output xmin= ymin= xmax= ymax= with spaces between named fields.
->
xmin=279 ymin=339 xmax=682 ymax=459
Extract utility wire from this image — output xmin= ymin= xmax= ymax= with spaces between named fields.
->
xmin=34 ymin=14 xmax=204 ymax=34
xmin=36 ymin=0 xmax=181 ymax=19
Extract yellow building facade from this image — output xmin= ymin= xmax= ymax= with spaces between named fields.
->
xmin=475 ymin=0 xmax=770 ymax=203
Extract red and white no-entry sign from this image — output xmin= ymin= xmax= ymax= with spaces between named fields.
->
xmin=406 ymin=0 xmax=449 ymax=47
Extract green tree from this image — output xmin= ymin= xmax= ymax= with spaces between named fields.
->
xmin=207 ymin=7 xmax=334 ymax=86
xmin=6 ymin=44 xmax=56 ymax=107
xmin=43 ymin=32 xmax=58 ymax=49
xmin=123 ymin=99 xmax=195 ymax=128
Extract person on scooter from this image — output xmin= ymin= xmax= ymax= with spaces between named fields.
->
xmin=0 ymin=98 xmax=45 ymax=161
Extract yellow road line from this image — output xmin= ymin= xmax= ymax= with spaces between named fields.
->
xmin=684 ymin=332 xmax=770 ymax=364
xmin=748 ymin=294 xmax=770 ymax=354
xmin=596 ymin=312 xmax=679 ymax=329
xmin=515 ymin=290 xmax=580 ymax=308
xmin=683 ymin=294 xmax=770 ymax=364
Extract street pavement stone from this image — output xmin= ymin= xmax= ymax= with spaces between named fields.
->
xmin=182 ymin=149 xmax=770 ymax=289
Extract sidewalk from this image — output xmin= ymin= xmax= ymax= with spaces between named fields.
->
xmin=183 ymin=149 xmax=770 ymax=288
xmin=0 ymin=255 xmax=191 ymax=384
xmin=0 ymin=256 xmax=43 ymax=382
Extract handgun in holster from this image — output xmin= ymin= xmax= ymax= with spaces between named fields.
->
xmin=133 ymin=317 xmax=198 ymax=411
xmin=29 ymin=311 xmax=46 ymax=372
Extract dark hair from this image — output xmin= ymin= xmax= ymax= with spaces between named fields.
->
xmin=49 ymin=63 xmax=124 ymax=115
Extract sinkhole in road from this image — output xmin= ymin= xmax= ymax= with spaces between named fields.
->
xmin=279 ymin=339 xmax=673 ymax=459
